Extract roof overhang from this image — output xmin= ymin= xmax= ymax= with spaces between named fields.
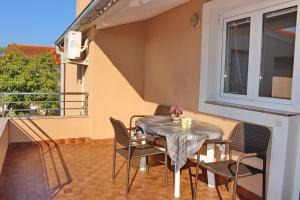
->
xmin=55 ymin=0 xmax=118 ymax=46
xmin=92 ymin=0 xmax=191 ymax=29
xmin=55 ymin=0 xmax=190 ymax=46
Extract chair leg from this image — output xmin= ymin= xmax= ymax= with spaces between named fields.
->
xmin=193 ymin=151 xmax=200 ymax=200
xmin=263 ymin=157 xmax=267 ymax=200
xmin=225 ymin=179 xmax=232 ymax=192
xmin=146 ymin=156 xmax=149 ymax=174
xmin=125 ymin=158 xmax=131 ymax=194
xmin=165 ymin=151 xmax=168 ymax=189
xmin=263 ymin=172 xmax=266 ymax=200
xmin=112 ymin=146 xmax=116 ymax=183
xmin=232 ymin=179 xmax=238 ymax=200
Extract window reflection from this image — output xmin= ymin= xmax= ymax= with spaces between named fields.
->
xmin=259 ymin=7 xmax=297 ymax=99
xmin=224 ymin=18 xmax=251 ymax=95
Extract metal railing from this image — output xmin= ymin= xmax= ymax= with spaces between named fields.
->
xmin=0 ymin=92 xmax=88 ymax=117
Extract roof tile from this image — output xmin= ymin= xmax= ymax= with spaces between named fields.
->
xmin=6 ymin=44 xmax=61 ymax=66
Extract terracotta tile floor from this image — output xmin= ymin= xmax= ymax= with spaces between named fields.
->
xmin=0 ymin=143 xmax=239 ymax=200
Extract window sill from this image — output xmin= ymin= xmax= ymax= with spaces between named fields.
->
xmin=205 ymin=100 xmax=299 ymax=117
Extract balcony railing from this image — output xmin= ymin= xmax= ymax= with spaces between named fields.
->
xmin=0 ymin=92 xmax=88 ymax=117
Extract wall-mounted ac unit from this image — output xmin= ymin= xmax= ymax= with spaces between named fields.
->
xmin=64 ymin=31 xmax=82 ymax=60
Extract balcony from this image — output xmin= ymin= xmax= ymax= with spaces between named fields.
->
xmin=1 ymin=0 xmax=300 ymax=199
xmin=1 ymin=140 xmax=247 ymax=200
xmin=0 ymin=94 xmax=255 ymax=199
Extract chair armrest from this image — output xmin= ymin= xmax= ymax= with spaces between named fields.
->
xmin=129 ymin=115 xmax=148 ymax=129
xmin=237 ymin=152 xmax=266 ymax=163
xmin=204 ymin=139 xmax=232 ymax=144
xmin=233 ymin=153 xmax=260 ymax=179
xmin=236 ymin=153 xmax=258 ymax=164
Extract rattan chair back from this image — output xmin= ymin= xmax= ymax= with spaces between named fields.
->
xmin=230 ymin=122 xmax=270 ymax=158
xmin=110 ymin=117 xmax=130 ymax=147
xmin=154 ymin=105 xmax=171 ymax=116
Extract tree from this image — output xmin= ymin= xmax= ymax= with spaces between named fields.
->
xmin=0 ymin=47 xmax=4 ymax=57
xmin=0 ymin=49 xmax=60 ymax=116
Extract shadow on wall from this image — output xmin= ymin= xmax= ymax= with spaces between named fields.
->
xmin=91 ymin=0 xmax=204 ymax=111
xmin=5 ymin=119 xmax=72 ymax=199
xmin=93 ymin=22 xmax=147 ymax=98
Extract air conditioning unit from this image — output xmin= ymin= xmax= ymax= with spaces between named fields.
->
xmin=64 ymin=31 xmax=82 ymax=60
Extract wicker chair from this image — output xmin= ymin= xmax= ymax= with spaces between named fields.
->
xmin=129 ymin=104 xmax=171 ymax=147
xmin=193 ymin=122 xmax=271 ymax=200
xmin=129 ymin=104 xmax=171 ymax=129
xmin=153 ymin=104 xmax=171 ymax=116
xmin=110 ymin=117 xmax=168 ymax=194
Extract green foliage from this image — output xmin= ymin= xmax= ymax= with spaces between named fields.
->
xmin=0 ymin=47 xmax=4 ymax=56
xmin=0 ymin=50 xmax=60 ymax=116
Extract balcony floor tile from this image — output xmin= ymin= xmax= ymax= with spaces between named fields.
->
xmin=0 ymin=143 xmax=241 ymax=200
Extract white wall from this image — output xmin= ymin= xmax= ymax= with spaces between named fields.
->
xmin=294 ymin=143 xmax=300 ymax=200
xmin=200 ymin=0 xmax=300 ymax=112
xmin=200 ymin=1 xmax=300 ymax=199
xmin=199 ymin=102 xmax=293 ymax=199
xmin=289 ymin=115 xmax=300 ymax=200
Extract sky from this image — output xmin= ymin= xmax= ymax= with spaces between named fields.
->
xmin=0 ymin=0 xmax=76 ymax=47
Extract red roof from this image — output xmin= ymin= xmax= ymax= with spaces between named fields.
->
xmin=6 ymin=44 xmax=61 ymax=65
xmin=274 ymin=29 xmax=296 ymax=39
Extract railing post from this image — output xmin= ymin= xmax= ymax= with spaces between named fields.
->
xmin=0 ymin=92 xmax=88 ymax=117
xmin=84 ymin=94 xmax=88 ymax=116
xmin=60 ymin=92 xmax=65 ymax=117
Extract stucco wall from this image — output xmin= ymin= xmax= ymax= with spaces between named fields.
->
xmin=145 ymin=0 xmax=209 ymax=111
xmin=8 ymin=117 xmax=90 ymax=143
xmin=76 ymin=0 xmax=91 ymax=16
xmin=142 ymin=0 xmax=262 ymax=195
xmin=64 ymin=62 xmax=86 ymax=116
xmin=142 ymin=0 xmax=238 ymax=146
xmin=86 ymin=22 xmax=157 ymax=139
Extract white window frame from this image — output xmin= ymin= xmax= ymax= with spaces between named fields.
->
xmin=220 ymin=12 xmax=256 ymax=100
xmin=218 ymin=0 xmax=300 ymax=107
xmin=221 ymin=1 xmax=299 ymax=103
xmin=199 ymin=0 xmax=300 ymax=112
xmin=255 ymin=2 xmax=299 ymax=104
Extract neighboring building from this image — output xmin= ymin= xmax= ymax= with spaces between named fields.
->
xmin=6 ymin=44 xmax=61 ymax=70
xmin=1 ymin=44 xmax=62 ymax=117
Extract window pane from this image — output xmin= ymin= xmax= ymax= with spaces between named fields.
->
xmin=224 ymin=18 xmax=250 ymax=95
xmin=259 ymin=6 xmax=297 ymax=99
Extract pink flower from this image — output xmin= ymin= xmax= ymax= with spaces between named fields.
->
xmin=170 ymin=105 xmax=183 ymax=117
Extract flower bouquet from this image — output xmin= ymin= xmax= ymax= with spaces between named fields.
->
xmin=170 ymin=105 xmax=183 ymax=122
